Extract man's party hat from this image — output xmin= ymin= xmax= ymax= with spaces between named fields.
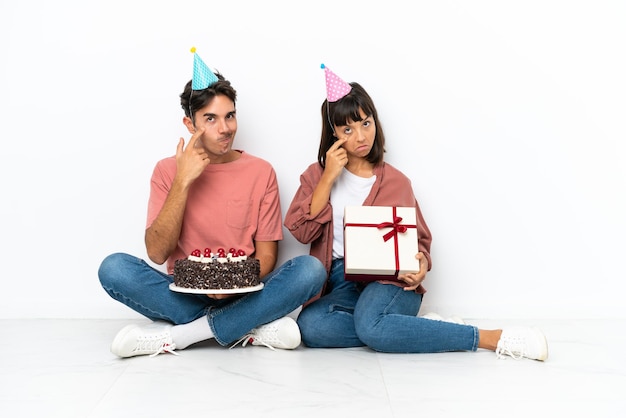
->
xmin=321 ymin=63 xmax=352 ymax=102
xmin=191 ymin=47 xmax=218 ymax=90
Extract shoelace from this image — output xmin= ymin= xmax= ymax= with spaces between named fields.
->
xmin=229 ymin=333 xmax=277 ymax=350
xmin=130 ymin=334 xmax=178 ymax=358
xmin=148 ymin=342 xmax=179 ymax=357
xmin=495 ymin=338 xmax=525 ymax=360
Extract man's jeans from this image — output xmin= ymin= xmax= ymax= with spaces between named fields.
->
xmin=99 ymin=253 xmax=326 ymax=346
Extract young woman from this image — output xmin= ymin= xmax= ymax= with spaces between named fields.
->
xmin=283 ymin=65 xmax=548 ymax=360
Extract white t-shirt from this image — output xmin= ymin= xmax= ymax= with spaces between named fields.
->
xmin=330 ymin=168 xmax=376 ymax=259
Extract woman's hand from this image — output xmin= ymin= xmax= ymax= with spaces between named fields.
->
xmin=323 ymin=137 xmax=348 ymax=181
xmin=310 ymin=137 xmax=349 ymax=217
xmin=397 ymin=252 xmax=428 ymax=291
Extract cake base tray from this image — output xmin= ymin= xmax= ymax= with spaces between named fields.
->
xmin=169 ymin=283 xmax=264 ymax=295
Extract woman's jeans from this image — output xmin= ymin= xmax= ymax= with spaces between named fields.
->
xmin=297 ymin=259 xmax=479 ymax=353
xmin=98 ymin=253 xmax=326 ymax=346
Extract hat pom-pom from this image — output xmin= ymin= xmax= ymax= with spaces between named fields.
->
xmin=190 ymin=46 xmax=197 ymax=54
xmin=320 ymin=63 xmax=326 ymax=69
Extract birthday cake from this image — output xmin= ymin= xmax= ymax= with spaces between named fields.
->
xmin=173 ymin=247 xmax=261 ymax=290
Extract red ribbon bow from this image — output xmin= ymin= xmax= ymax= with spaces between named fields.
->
xmin=377 ymin=216 xmax=408 ymax=242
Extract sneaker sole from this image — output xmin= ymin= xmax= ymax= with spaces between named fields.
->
xmin=530 ymin=327 xmax=549 ymax=361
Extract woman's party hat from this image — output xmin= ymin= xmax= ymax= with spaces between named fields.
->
xmin=321 ymin=63 xmax=352 ymax=102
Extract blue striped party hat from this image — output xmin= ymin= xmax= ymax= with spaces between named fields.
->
xmin=190 ymin=47 xmax=218 ymax=90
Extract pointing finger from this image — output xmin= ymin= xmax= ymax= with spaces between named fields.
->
xmin=186 ymin=127 xmax=205 ymax=152
xmin=330 ymin=137 xmax=348 ymax=151
xmin=176 ymin=137 xmax=185 ymax=157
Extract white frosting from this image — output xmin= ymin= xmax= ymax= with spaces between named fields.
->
xmin=188 ymin=254 xmax=215 ymax=263
xmin=187 ymin=250 xmax=247 ymax=263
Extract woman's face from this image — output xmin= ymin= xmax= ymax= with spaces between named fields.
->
xmin=334 ymin=108 xmax=376 ymax=159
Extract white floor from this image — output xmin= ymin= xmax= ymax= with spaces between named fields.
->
xmin=1 ymin=318 xmax=624 ymax=418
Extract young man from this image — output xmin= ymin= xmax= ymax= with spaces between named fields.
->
xmin=98 ymin=51 xmax=325 ymax=358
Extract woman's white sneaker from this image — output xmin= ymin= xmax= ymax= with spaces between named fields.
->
xmin=420 ymin=312 xmax=466 ymax=325
xmin=496 ymin=326 xmax=548 ymax=361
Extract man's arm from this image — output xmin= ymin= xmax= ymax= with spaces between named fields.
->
xmin=145 ymin=178 xmax=190 ymax=265
xmin=254 ymin=240 xmax=278 ymax=279
xmin=145 ymin=129 xmax=209 ymax=265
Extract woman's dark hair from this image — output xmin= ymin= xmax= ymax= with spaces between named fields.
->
xmin=180 ymin=73 xmax=237 ymax=122
xmin=318 ymin=82 xmax=386 ymax=167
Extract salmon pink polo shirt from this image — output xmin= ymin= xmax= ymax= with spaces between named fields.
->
xmin=146 ymin=151 xmax=283 ymax=274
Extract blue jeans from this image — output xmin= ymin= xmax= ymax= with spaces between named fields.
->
xmin=297 ymin=259 xmax=479 ymax=353
xmin=98 ymin=253 xmax=326 ymax=346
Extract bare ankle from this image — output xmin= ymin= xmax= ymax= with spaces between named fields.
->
xmin=478 ymin=329 xmax=503 ymax=351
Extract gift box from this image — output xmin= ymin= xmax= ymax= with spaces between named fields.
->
xmin=343 ymin=206 xmax=420 ymax=282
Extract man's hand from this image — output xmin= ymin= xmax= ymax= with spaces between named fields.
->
xmin=174 ymin=127 xmax=210 ymax=187
xmin=205 ymin=293 xmax=235 ymax=300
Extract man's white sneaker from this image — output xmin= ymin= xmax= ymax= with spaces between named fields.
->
xmin=111 ymin=322 xmax=178 ymax=358
xmin=421 ymin=312 xmax=466 ymax=325
xmin=230 ymin=317 xmax=301 ymax=350
xmin=496 ymin=326 xmax=548 ymax=361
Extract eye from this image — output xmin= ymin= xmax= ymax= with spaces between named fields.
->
xmin=363 ymin=120 xmax=371 ymax=128
xmin=343 ymin=127 xmax=352 ymax=135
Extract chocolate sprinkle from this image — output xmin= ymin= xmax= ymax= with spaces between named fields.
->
xmin=173 ymin=258 xmax=261 ymax=290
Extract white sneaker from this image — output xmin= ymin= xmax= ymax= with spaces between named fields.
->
xmin=420 ymin=312 xmax=466 ymax=325
xmin=230 ymin=317 xmax=301 ymax=350
xmin=447 ymin=315 xmax=466 ymax=325
xmin=496 ymin=326 xmax=548 ymax=361
xmin=111 ymin=322 xmax=178 ymax=358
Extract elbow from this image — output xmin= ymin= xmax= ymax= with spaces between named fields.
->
xmin=146 ymin=249 xmax=167 ymax=266
xmin=144 ymin=238 xmax=168 ymax=266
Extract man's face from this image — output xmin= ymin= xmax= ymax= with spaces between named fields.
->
xmin=190 ymin=94 xmax=237 ymax=161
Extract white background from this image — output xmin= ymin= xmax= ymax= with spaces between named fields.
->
xmin=1 ymin=0 xmax=624 ymax=319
